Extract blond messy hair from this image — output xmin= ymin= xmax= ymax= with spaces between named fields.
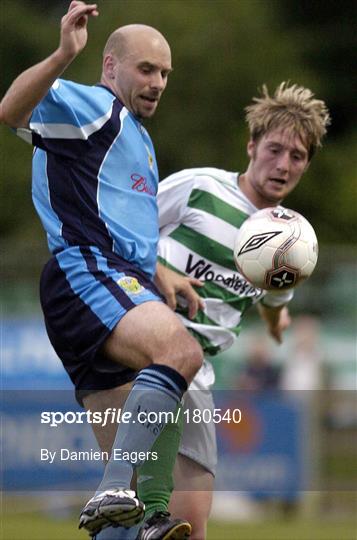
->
xmin=245 ymin=82 xmax=331 ymax=160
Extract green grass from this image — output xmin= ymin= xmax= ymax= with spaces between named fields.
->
xmin=1 ymin=514 xmax=356 ymax=540
xmin=2 ymin=512 xmax=86 ymax=540
xmin=208 ymin=519 xmax=357 ymax=540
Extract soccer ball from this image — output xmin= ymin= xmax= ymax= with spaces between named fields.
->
xmin=233 ymin=207 xmax=318 ymax=290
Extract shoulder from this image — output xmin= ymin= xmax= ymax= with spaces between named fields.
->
xmin=46 ymin=79 xmax=117 ymax=114
xmin=161 ymin=167 xmax=236 ymax=188
xmin=191 ymin=167 xmax=237 ymax=189
xmin=30 ymin=80 xmax=120 ymax=140
xmin=51 ymin=79 xmax=113 ymax=97
xmin=48 ymin=81 xmax=118 ymax=126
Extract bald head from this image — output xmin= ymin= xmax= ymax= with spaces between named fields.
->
xmin=103 ymin=24 xmax=171 ymax=62
xmin=101 ymin=24 xmax=172 ymax=119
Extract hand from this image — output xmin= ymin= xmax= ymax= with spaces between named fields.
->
xmin=258 ymin=304 xmax=291 ymax=344
xmin=155 ymin=263 xmax=205 ymax=319
xmin=59 ymin=1 xmax=99 ymax=60
xmin=0 ymin=1 xmax=99 ymax=128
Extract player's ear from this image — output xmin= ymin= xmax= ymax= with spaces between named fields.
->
xmin=103 ymin=54 xmax=116 ymax=80
xmin=247 ymin=140 xmax=256 ymax=159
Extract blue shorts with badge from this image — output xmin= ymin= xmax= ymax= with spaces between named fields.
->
xmin=40 ymin=246 xmax=163 ymax=399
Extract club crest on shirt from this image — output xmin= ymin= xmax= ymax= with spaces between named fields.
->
xmin=117 ymin=276 xmax=144 ymax=294
xmin=144 ymin=143 xmax=154 ymax=171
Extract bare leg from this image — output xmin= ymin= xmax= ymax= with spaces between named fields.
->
xmin=83 ymin=384 xmax=132 ymax=457
xmin=79 ymin=302 xmax=203 ymax=535
xmin=101 ymin=301 xmax=202 ymax=383
xmin=169 ymin=454 xmax=214 ymax=540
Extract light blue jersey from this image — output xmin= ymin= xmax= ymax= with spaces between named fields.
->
xmin=19 ymin=79 xmax=159 ymax=277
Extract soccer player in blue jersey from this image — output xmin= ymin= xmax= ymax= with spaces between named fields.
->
xmin=1 ymin=2 xmax=203 ymax=538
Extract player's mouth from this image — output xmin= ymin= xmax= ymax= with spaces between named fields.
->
xmin=269 ymin=177 xmax=287 ymax=186
xmin=140 ymin=95 xmax=159 ymax=105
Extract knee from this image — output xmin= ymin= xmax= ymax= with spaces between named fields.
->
xmin=166 ymin=330 xmax=203 ymax=384
xmin=178 ymin=333 xmax=203 ymax=383
xmin=188 ymin=340 xmax=204 ymax=382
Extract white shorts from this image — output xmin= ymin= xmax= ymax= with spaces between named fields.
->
xmin=178 ymin=361 xmax=217 ymax=476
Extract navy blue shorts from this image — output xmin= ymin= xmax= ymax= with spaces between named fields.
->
xmin=40 ymin=246 xmax=163 ymax=400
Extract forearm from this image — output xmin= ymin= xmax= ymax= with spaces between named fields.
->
xmin=0 ymin=49 xmax=75 ymax=128
xmin=258 ymin=302 xmax=284 ymax=326
xmin=258 ymin=302 xmax=291 ymax=344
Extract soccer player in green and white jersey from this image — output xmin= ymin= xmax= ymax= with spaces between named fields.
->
xmin=135 ymin=82 xmax=330 ymax=540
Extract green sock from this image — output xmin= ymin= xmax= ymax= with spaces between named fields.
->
xmin=137 ymin=403 xmax=183 ymax=517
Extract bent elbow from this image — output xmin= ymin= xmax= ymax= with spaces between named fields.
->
xmin=0 ymin=102 xmax=5 ymax=125
xmin=0 ymin=101 xmax=30 ymax=128
xmin=0 ymin=103 xmax=15 ymax=127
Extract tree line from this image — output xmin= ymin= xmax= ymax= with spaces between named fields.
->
xmin=1 ymin=0 xmax=355 ymax=246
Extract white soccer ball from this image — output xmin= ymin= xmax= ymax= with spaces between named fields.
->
xmin=233 ymin=207 xmax=318 ymax=290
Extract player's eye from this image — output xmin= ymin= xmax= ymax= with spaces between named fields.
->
xmin=140 ymin=65 xmax=152 ymax=74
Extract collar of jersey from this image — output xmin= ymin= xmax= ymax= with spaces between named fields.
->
xmin=96 ymin=84 xmax=143 ymax=125
xmin=96 ymin=83 xmax=117 ymax=98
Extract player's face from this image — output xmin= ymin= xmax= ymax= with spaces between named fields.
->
xmin=245 ymin=129 xmax=309 ymax=207
xmin=111 ymin=38 xmax=172 ymax=119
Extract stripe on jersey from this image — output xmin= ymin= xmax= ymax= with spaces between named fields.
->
xmin=31 ymin=80 xmax=114 ymax=126
xmin=169 ymin=224 xmax=236 ymax=271
xmin=30 ymin=105 xmax=114 ymax=139
xmin=31 ymin=149 xmax=67 ymax=253
xmin=44 ymin=100 xmax=123 ymax=248
xmin=188 ymin=189 xmax=249 ymax=228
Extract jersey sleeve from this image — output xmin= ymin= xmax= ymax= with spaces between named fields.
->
xmin=260 ymin=288 xmax=294 ymax=307
xmin=16 ymin=79 xmax=115 ymax=159
xmin=158 ymin=170 xmax=196 ymax=233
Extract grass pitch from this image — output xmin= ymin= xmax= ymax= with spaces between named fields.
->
xmin=2 ymin=513 xmax=356 ymax=540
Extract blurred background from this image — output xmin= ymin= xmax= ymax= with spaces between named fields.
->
xmin=1 ymin=0 xmax=356 ymax=539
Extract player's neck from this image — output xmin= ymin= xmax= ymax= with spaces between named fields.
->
xmin=239 ymin=172 xmax=281 ymax=210
xmin=238 ymin=172 xmax=260 ymax=208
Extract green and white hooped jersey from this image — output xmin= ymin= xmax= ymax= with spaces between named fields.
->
xmin=158 ymin=167 xmax=293 ymax=365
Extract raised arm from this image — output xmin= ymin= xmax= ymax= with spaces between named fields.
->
xmin=0 ymin=1 xmax=98 ymax=128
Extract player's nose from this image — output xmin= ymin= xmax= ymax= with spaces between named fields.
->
xmin=276 ymin=151 xmax=290 ymax=174
xmin=149 ymin=72 xmax=165 ymax=91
